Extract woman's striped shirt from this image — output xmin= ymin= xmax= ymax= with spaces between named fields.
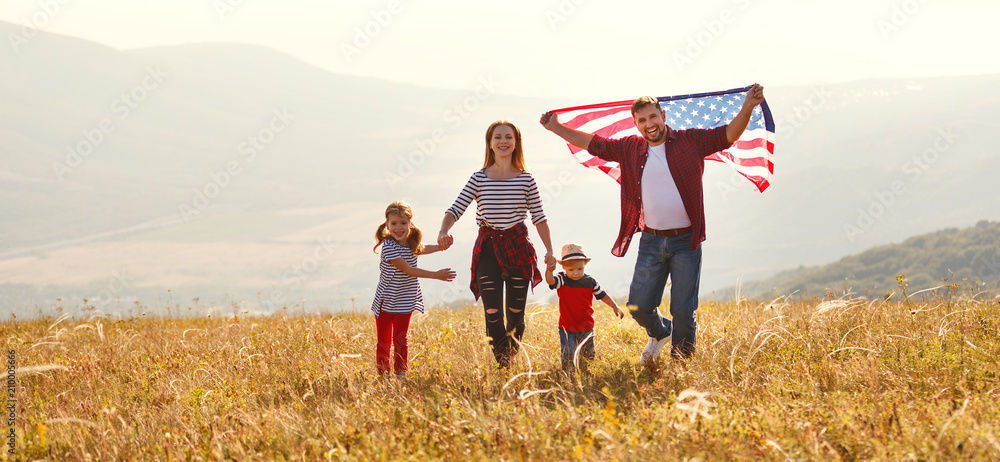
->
xmin=446 ymin=170 xmax=546 ymax=230
xmin=370 ymin=239 xmax=424 ymax=315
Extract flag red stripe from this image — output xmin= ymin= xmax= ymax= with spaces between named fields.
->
xmin=732 ymin=138 xmax=774 ymax=151
xmin=592 ymin=117 xmax=638 ymax=139
xmin=708 ymin=151 xmax=773 ymax=169
xmin=563 ymin=107 xmax=630 ymax=129
xmin=580 ymin=157 xmax=610 ymax=168
xmin=552 ymin=100 xmax=634 ymax=115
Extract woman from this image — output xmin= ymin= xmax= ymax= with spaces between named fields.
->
xmin=437 ymin=120 xmax=556 ymax=368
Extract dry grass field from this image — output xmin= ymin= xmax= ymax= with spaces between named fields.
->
xmin=4 ymin=289 xmax=1000 ymax=460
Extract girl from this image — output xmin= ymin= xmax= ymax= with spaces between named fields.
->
xmin=371 ymin=201 xmax=456 ymax=377
xmin=436 ymin=120 xmax=557 ymax=368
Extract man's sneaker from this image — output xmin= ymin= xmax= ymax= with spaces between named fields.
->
xmin=639 ymin=337 xmax=656 ymax=365
xmin=639 ymin=335 xmax=671 ymax=365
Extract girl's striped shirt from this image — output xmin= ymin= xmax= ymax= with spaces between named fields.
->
xmin=371 ymin=239 xmax=424 ymax=315
xmin=446 ymin=170 xmax=546 ymax=230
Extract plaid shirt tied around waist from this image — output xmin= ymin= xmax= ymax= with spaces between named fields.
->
xmin=470 ymin=222 xmax=542 ymax=300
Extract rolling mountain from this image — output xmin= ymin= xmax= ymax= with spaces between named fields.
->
xmin=723 ymin=220 xmax=1000 ymax=298
xmin=1 ymin=20 xmax=998 ymax=317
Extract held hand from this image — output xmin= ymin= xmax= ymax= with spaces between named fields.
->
xmin=544 ymin=252 xmax=556 ymax=267
xmin=437 ymin=232 xmax=454 ymax=251
xmin=546 ymin=260 xmax=557 ymax=271
xmin=742 ymin=83 xmax=765 ymax=111
xmin=539 ymin=111 xmax=559 ymax=131
xmin=436 ymin=268 xmax=457 ymax=282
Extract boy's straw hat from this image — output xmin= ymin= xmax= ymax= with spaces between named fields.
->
xmin=557 ymin=243 xmax=591 ymax=263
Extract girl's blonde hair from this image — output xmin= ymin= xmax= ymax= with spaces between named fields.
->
xmin=373 ymin=201 xmax=424 ymax=255
xmin=482 ymin=120 xmax=527 ymax=172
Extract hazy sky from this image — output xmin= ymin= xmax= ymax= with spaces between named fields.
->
xmin=3 ymin=0 xmax=998 ymax=99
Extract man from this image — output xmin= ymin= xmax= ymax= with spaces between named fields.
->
xmin=539 ymin=84 xmax=765 ymax=361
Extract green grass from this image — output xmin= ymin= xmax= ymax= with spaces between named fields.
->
xmin=4 ymin=293 xmax=1000 ymax=460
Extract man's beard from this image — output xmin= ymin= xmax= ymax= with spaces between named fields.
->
xmin=643 ymin=126 xmax=665 ymax=144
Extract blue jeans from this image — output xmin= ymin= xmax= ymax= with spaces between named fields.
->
xmin=627 ymin=231 xmax=702 ymax=358
xmin=558 ymin=328 xmax=595 ymax=372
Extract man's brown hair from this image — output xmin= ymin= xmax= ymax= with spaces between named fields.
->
xmin=630 ymin=96 xmax=660 ymax=117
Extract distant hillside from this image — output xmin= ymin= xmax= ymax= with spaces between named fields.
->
xmin=728 ymin=220 xmax=1000 ymax=298
xmin=2 ymin=19 xmax=999 ymax=317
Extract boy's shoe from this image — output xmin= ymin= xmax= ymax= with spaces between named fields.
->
xmin=395 ymin=371 xmax=408 ymax=381
xmin=640 ymin=334 xmax=671 ymax=366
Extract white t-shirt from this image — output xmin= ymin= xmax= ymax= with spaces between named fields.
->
xmin=641 ymin=143 xmax=691 ymax=230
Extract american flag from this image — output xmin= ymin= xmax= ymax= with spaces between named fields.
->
xmin=551 ymin=85 xmax=775 ymax=192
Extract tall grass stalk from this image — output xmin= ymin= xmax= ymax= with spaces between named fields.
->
xmin=4 ymin=293 xmax=999 ymax=460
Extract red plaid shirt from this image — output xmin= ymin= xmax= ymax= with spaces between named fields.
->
xmin=470 ymin=222 xmax=543 ymax=300
xmin=587 ymin=126 xmax=732 ymax=256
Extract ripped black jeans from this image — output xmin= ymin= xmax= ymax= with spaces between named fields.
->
xmin=477 ymin=238 xmax=529 ymax=367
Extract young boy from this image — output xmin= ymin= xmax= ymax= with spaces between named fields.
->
xmin=546 ymin=243 xmax=625 ymax=373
